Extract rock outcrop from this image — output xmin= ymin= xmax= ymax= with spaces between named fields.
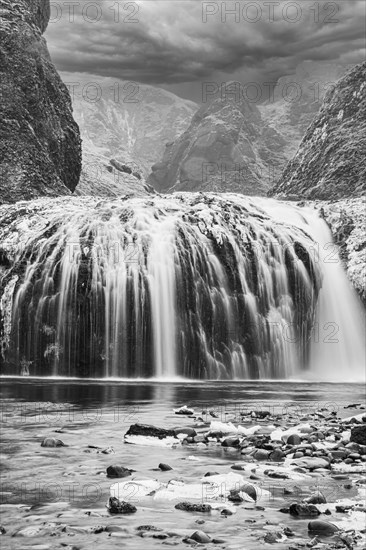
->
xmin=148 ymin=82 xmax=288 ymax=195
xmin=75 ymin=151 xmax=153 ymax=198
xmin=269 ymin=62 xmax=366 ymax=200
xmin=0 ymin=0 xmax=82 ymax=204
xmin=321 ymin=198 xmax=366 ymax=304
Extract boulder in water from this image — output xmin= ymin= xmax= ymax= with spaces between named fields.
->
xmin=108 ymin=497 xmax=137 ymax=514
xmin=107 ymin=465 xmax=132 ymax=478
xmin=308 ymin=520 xmax=339 ymax=535
xmin=158 ymin=463 xmax=172 ymax=471
xmin=289 ymin=503 xmax=321 ymax=517
xmin=175 ymin=502 xmax=212 ymax=513
xmin=350 ymin=425 xmax=366 ymax=445
xmin=125 ymin=424 xmax=176 ymax=440
xmin=190 ymin=530 xmax=211 ymax=543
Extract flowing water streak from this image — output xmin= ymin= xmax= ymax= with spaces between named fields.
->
xmin=1 ymin=194 xmax=362 ymax=380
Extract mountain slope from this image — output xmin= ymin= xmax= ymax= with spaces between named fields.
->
xmin=0 ymin=0 xmax=81 ymax=204
xmin=269 ymin=62 xmax=366 ymax=200
xmin=60 ymin=72 xmax=197 ymax=175
xmin=148 ymin=82 xmax=288 ymax=195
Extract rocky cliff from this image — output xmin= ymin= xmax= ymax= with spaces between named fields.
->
xmin=148 ymin=82 xmax=288 ymax=195
xmin=0 ymin=0 xmax=82 ymax=204
xmin=269 ymin=62 xmax=366 ymax=200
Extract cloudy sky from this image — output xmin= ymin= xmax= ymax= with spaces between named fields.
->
xmin=46 ymin=0 xmax=366 ymax=101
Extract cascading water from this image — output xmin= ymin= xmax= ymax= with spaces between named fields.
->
xmin=0 ymin=193 xmax=364 ymax=380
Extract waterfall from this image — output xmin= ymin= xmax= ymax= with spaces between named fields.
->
xmin=0 ymin=193 xmax=363 ymax=380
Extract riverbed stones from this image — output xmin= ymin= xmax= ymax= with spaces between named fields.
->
xmin=108 ymin=497 xmax=137 ymax=514
xmin=350 ymin=425 xmax=366 ymax=445
xmin=308 ymin=520 xmax=340 ymax=535
xmin=290 ymin=457 xmax=330 ymax=470
xmin=125 ymin=424 xmax=176 ymax=439
xmin=106 ymin=465 xmax=132 ymax=478
xmin=305 ymin=491 xmax=327 ymax=504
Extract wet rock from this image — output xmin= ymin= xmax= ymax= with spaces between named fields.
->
xmin=350 ymin=425 xmax=366 ymax=445
xmin=108 ymin=497 xmax=137 ymax=514
xmin=125 ymin=424 xmax=176 ymax=439
xmin=41 ymin=437 xmax=66 ymax=447
xmin=289 ymin=503 xmax=321 ymax=517
xmin=231 ymin=463 xmax=246 ymax=471
xmin=308 ymin=520 xmax=340 ymax=535
xmin=159 ymin=463 xmax=173 ymax=471
xmin=203 ymin=471 xmax=220 ymax=477
xmin=190 ymin=530 xmax=211 ymax=543
xmin=286 ymin=434 xmax=302 ymax=446
xmin=0 ymin=526 xmax=6 ymax=534
xmin=107 ymin=465 xmax=132 ymax=478
xmin=175 ymin=502 xmax=212 ymax=513
xmin=221 ymin=508 xmax=233 ymax=515
xmin=305 ymin=492 xmax=327 ymax=504
xmin=283 ymin=527 xmax=295 ymax=537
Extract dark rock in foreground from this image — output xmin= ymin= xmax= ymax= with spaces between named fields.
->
xmin=308 ymin=520 xmax=339 ymax=535
xmin=125 ymin=424 xmax=176 ymax=440
xmin=350 ymin=425 xmax=366 ymax=445
xmin=108 ymin=497 xmax=137 ymax=514
xmin=289 ymin=503 xmax=321 ymax=517
xmin=0 ymin=0 xmax=82 ymax=203
xmin=106 ymin=465 xmax=132 ymax=478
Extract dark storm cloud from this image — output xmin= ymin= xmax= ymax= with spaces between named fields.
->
xmin=46 ymin=0 xmax=365 ymax=92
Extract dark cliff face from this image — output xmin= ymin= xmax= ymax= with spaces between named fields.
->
xmin=0 ymin=0 xmax=82 ymax=204
xmin=269 ymin=62 xmax=366 ymax=200
xmin=148 ymin=82 xmax=287 ymax=196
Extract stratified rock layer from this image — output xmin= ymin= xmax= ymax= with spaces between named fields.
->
xmin=270 ymin=62 xmax=366 ymax=200
xmin=0 ymin=0 xmax=81 ymax=203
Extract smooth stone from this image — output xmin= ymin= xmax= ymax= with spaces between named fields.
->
xmin=264 ymin=532 xmax=281 ymax=543
xmin=289 ymin=503 xmax=320 ymax=517
xmin=105 ymin=525 xmax=130 ymax=533
xmin=290 ymin=457 xmax=330 ymax=470
xmin=41 ymin=437 xmax=66 ymax=447
xmin=270 ymin=449 xmax=285 ymax=461
xmin=308 ymin=520 xmax=339 ymax=535
xmin=106 ymin=465 xmax=132 ymax=478
xmin=159 ymin=463 xmax=173 ymax=471
xmin=190 ymin=530 xmax=211 ymax=543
